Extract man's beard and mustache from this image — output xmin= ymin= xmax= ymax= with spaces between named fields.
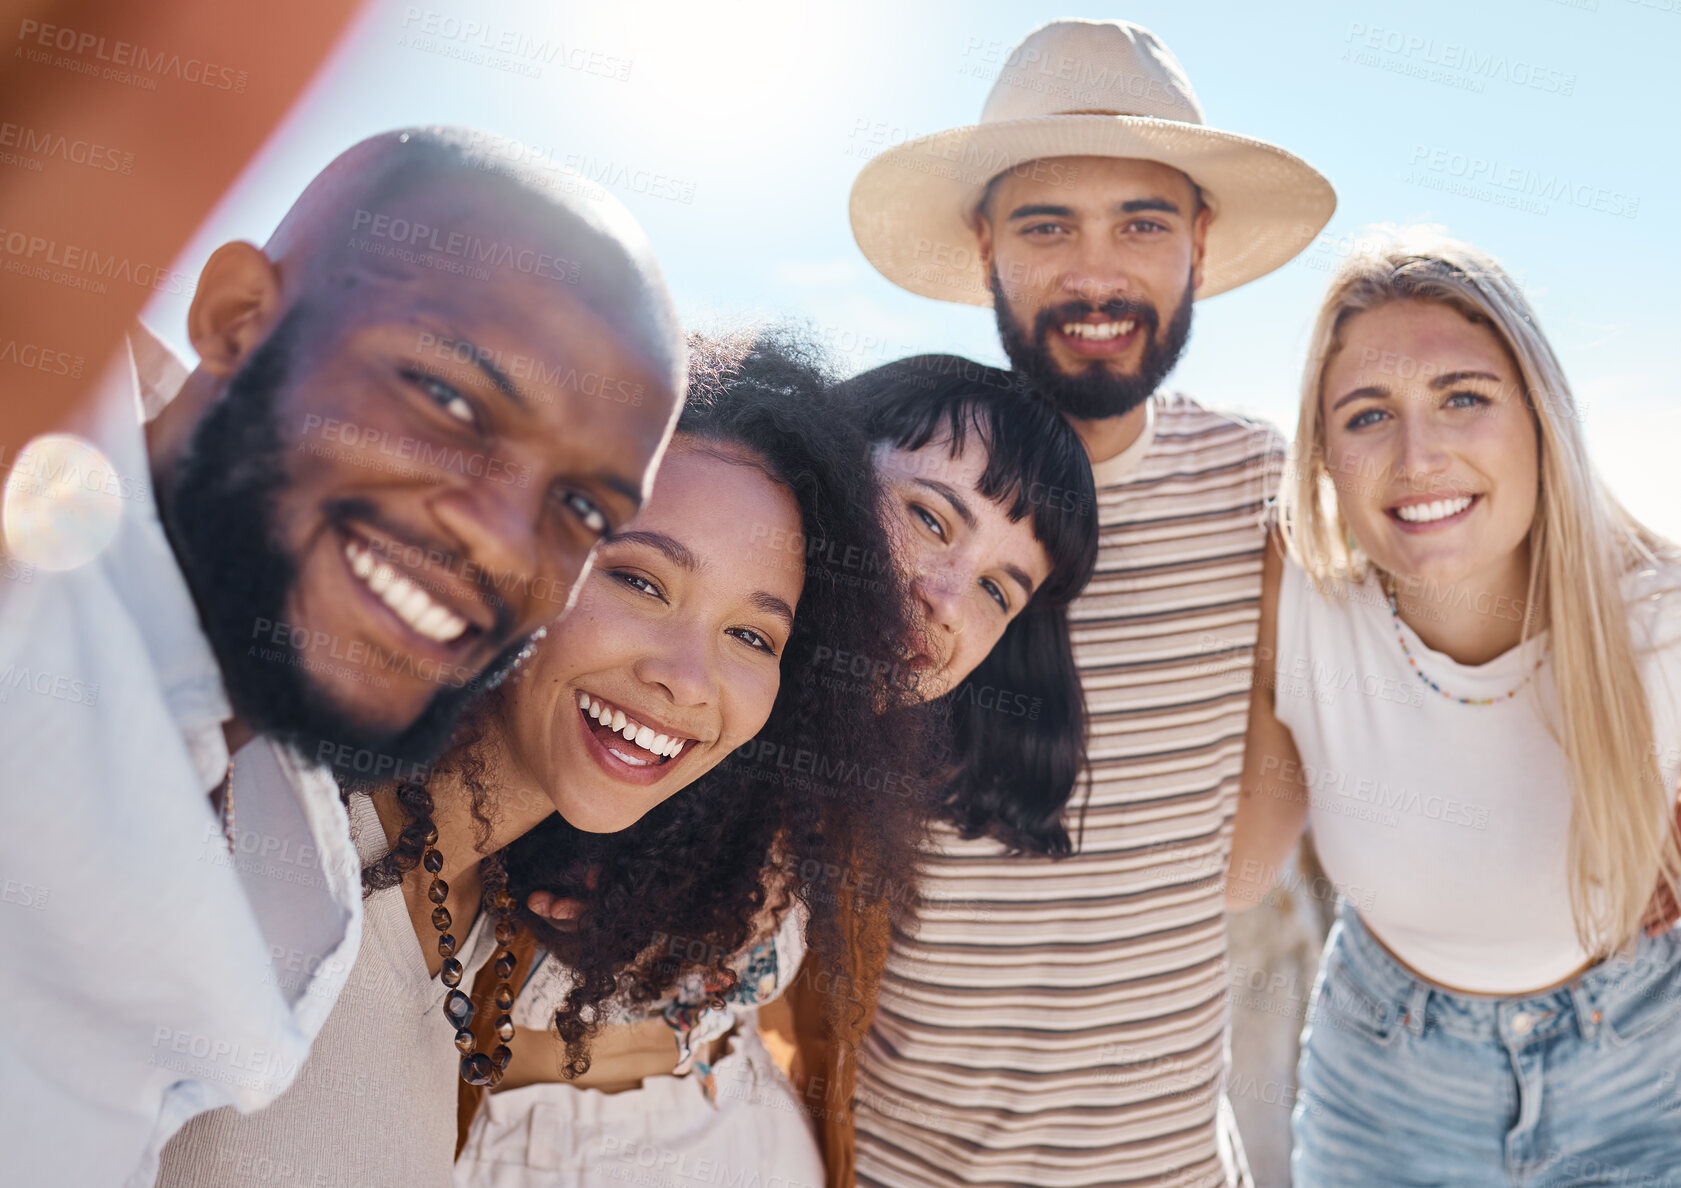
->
xmin=158 ymin=306 xmax=529 ymax=782
xmin=991 ymin=267 xmax=1195 ymax=421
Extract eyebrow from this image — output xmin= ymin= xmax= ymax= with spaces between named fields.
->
xmin=1006 ymin=203 xmax=1075 ymax=221
xmin=1115 ymin=197 xmax=1183 ymax=216
xmin=1001 ymin=563 xmax=1035 ymax=599
xmin=913 ymin=478 xmax=977 ymax=530
xmin=1005 ymin=197 xmax=1183 ymax=220
xmin=1329 ymin=385 xmax=1384 ymax=412
xmin=459 ymin=341 xmax=528 ymax=411
xmin=1429 ymin=369 xmax=1503 ymax=390
xmin=749 ymin=591 xmax=796 ymax=630
xmin=610 ymin=530 xmax=698 ymax=569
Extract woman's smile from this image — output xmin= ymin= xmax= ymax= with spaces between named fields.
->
xmin=572 ymin=689 xmax=700 ymax=786
xmin=1384 ymin=492 xmax=1481 ymax=533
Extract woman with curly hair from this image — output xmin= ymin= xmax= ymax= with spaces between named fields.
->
xmin=461 ymin=352 xmax=1101 ymax=1188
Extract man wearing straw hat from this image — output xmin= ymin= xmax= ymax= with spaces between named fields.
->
xmin=842 ymin=19 xmax=1335 ymax=1187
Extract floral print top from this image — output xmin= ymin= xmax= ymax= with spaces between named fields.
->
xmin=510 ymin=902 xmax=807 ymax=1104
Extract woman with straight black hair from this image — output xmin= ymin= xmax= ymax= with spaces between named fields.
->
xmin=844 ymin=353 xmax=1099 ymax=856
xmin=770 ymin=352 xmax=1100 ymax=1186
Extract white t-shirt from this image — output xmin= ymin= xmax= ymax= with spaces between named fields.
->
xmin=1274 ymin=555 xmax=1681 ymax=993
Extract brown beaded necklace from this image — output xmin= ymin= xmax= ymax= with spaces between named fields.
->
xmin=421 ymin=825 xmax=519 ymax=1086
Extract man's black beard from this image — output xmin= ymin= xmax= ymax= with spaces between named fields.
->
xmin=158 ymin=307 xmax=526 ymax=782
xmin=991 ymin=267 xmax=1195 ymax=421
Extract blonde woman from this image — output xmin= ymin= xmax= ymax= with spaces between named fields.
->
xmin=1227 ymin=229 xmax=1681 ymax=1185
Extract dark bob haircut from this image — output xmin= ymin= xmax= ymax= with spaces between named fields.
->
xmin=833 ymin=353 xmax=1099 ymax=855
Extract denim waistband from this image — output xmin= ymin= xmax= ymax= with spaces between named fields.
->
xmin=1329 ymin=902 xmax=1681 ymax=1046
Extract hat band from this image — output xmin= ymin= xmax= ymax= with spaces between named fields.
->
xmin=1051 ymin=107 xmax=1199 ymax=126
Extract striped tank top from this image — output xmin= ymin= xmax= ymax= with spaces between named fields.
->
xmin=854 ymin=393 xmax=1283 ymax=1187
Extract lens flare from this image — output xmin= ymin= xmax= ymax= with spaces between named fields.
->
xmin=1 ymin=433 xmax=125 ymax=572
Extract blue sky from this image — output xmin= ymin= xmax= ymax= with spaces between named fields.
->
xmin=145 ymin=0 xmax=1680 ymax=537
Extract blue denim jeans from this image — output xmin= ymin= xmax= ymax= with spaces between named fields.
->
xmin=1292 ymin=903 xmax=1681 ymax=1186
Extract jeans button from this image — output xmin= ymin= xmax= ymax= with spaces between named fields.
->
xmin=1511 ymin=1010 xmax=1534 ymax=1035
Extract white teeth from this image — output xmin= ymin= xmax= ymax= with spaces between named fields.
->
xmin=347 ymin=543 xmax=375 ymax=580
xmin=1060 ymin=319 xmax=1136 ymax=341
xmin=581 ymin=694 xmax=689 ymax=760
xmin=392 ymin=579 xmax=429 ymax=622
xmin=659 ymin=734 xmax=688 ymax=758
xmin=607 ymin=747 xmax=652 ymax=767
xmin=1395 ymin=496 xmax=1473 ymax=524
xmin=345 ymin=542 xmax=470 ymax=643
xmin=413 ymin=604 xmax=452 ymax=638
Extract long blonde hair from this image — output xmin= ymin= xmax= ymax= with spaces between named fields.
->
xmin=1279 ymin=225 xmax=1680 ymax=958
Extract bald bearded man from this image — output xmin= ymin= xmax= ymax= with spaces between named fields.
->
xmin=0 ymin=128 xmax=685 ymax=1188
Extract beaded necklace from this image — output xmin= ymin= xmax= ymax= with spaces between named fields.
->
xmin=1385 ymin=584 xmax=1546 ymax=706
xmin=408 ymin=635 xmax=536 ymax=1085
xmin=420 ymin=824 xmax=519 ymax=1086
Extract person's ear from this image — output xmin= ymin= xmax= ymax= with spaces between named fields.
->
xmin=973 ymin=208 xmax=995 ymax=272
xmin=187 ymin=241 xmax=281 ymax=378
xmin=1189 ymin=204 xmax=1211 ymax=293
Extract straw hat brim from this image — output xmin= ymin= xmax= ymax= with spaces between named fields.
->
xmin=848 ymin=114 xmax=1336 ymax=306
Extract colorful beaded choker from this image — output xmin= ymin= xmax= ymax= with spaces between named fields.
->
xmin=1385 ymin=586 xmax=1547 ymax=706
